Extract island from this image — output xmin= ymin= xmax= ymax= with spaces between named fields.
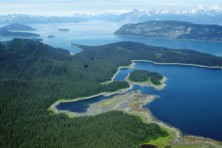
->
xmin=127 ymin=70 xmax=165 ymax=89
xmin=114 ymin=20 xmax=222 ymax=41
xmin=0 ymin=28 xmax=40 ymax=37
xmin=58 ymin=28 xmax=69 ymax=32
xmin=48 ymin=35 xmax=55 ymax=38
xmin=1 ymin=23 xmax=36 ymax=31
xmin=1 ymin=39 xmax=222 ymax=147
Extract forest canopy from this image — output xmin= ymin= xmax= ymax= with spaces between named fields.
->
xmin=1 ymin=39 xmax=222 ymax=147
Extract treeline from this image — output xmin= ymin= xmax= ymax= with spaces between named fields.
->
xmin=129 ymin=70 xmax=163 ymax=85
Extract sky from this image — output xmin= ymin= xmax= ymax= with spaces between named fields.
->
xmin=0 ymin=0 xmax=222 ymax=16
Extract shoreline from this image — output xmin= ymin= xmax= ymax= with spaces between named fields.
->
xmin=51 ymin=90 xmax=222 ymax=147
xmin=48 ymin=84 xmax=133 ymax=116
xmin=115 ymin=34 xmax=222 ymax=43
xmin=125 ymin=92 xmax=222 ymax=147
xmin=49 ymin=59 xmax=222 ymax=145
xmin=125 ymin=73 xmax=167 ymax=90
xmin=100 ymin=62 xmax=135 ymax=85
xmin=132 ymin=60 xmax=222 ymax=69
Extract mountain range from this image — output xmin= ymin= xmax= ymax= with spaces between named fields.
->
xmin=0 ymin=9 xmax=222 ymax=25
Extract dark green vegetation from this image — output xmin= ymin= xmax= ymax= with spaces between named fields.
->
xmin=0 ymin=28 xmax=39 ymax=37
xmin=0 ymin=39 xmax=169 ymax=148
xmin=1 ymin=39 xmax=222 ymax=147
xmin=1 ymin=23 xmax=36 ymax=31
xmin=140 ymin=144 xmax=158 ymax=148
xmin=129 ymin=70 xmax=163 ymax=85
xmin=114 ymin=20 xmax=222 ymax=41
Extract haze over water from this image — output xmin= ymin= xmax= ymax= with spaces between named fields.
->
xmin=1 ymin=21 xmax=222 ymax=56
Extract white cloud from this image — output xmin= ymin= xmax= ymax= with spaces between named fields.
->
xmin=198 ymin=4 xmax=205 ymax=10
xmin=0 ymin=0 xmax=222 ymax=15
xmin=209 ymin=3 xmax=222 ymax=10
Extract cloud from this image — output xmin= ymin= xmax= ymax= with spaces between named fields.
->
xmin=0 ymin=0 xmax=222 ymax=15
xmin=198 ymin=4 xmax=205 ymax=10
xmin=209 ymin=3 xmax=222 ymax=10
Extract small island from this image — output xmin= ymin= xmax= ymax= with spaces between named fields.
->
xmin=58 ymin=28 xmax=69 ymax=32
xmin=127 ymin=70 xmax=166 ymax=89
xmin=48 ymin=35 xmax=55 ymax=38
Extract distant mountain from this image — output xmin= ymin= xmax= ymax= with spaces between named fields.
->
xmin=0 ymin=9 xmax=222 ymax=25
xmin=117 ymin=9 xmax=222 ymax=25
xmin=114 ymin=20 xmax=222 ymax=41
xmin=0 ymin=14 xmax=88 ymax=24
xmin=0 ymin=28 xmax=40 ymax=37
xmin=1 ymin=23 xmax=36 ymax=31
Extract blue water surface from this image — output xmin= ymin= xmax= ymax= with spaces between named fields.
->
xmin=1 ymin=21 xmax=222 ymax=56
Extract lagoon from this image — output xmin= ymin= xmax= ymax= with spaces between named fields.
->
xmin=57 ymin=61 xmax=222 ymax=141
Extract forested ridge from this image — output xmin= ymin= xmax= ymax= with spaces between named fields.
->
xmin=1 ymin=39 xmax=222 ymax=147
xmin=114 ymin=20 xmax=222 ymax=41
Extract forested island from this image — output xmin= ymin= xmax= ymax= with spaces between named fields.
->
xmin=58 ymin=28 xmax=70 ymax=32
xmin=114 ymin=20 xmax=222 ymax=41
xmin=1 ymin=23 xmax=36 ymax=31
xmin=1 ymin=39 xmax=222 ymax=147
xmin=48 ymin=35 xmax=55 ymax=38
xmin=128 ymin=70 xmax=163 ymax=86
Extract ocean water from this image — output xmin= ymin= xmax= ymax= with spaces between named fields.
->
xmin=117 ymin=62 xmax=222 ymax=141
xmin=1 ymin=21 xmax=222 ymax=56
xmin=1 ymin=21 xmax=222 ymax=141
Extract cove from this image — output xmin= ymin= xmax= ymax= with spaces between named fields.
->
xmin=56 ymin=61 xmax=222 ymax=141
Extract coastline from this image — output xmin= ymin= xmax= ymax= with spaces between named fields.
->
xmin=100 ymin=62 xmax=135 ymax=85
xmin=51 ymin=90 xmax=222 ymax=147
xmin=48 ymin=84 xmax=133 ymax=117
xmin=125 ymin=73 xmax=167 ymax=90
xmin=115 ymin=34 xmax=222 ymax=43
xmin=132 ymin=60 xmax=222 ymax=69
xmin=49 ymin=59 xmax=222 ymax=146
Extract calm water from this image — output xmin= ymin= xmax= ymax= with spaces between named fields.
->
xmin=1 ymin=21 xmax=222 ymax=141
xmin=57 ymin=61 xmax=222 ymax=141
xmin=120 ymin=62 xmax=222 ymax=141
xmin=1 ymin=21 xmax=222 ymax=56
xmin=57 ymin=95 xmax=111 ymax=113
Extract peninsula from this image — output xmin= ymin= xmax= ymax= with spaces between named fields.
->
xmin=0 ymin=28 xmax=40 ymax=37
xmin=114 ymin=20 xmax=222 ymax=41
xmin=1 ymin=23 xmax=36 ymax=31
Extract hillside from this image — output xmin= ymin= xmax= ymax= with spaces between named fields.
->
xmin=1 ymin=23 xmax=36 ymax=31
xmin=1 ymin=39 xmax=222 ymax=147
xmin=114 ymin=20 xmax=222 ymax=41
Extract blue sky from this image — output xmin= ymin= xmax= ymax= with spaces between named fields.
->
xmin=0 ymin=0 xmax=222 ymax=15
